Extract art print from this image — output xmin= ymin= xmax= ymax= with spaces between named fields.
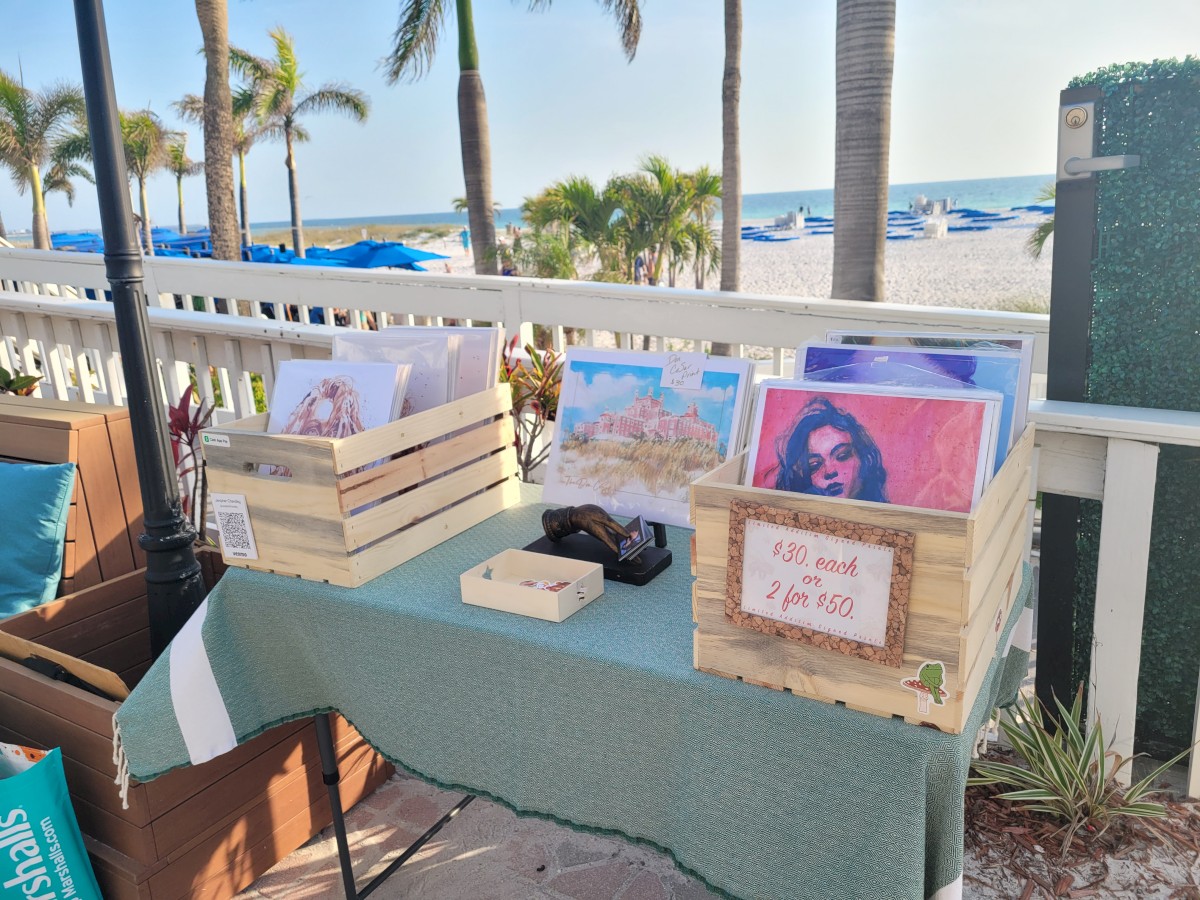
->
xmin=744 ymin=381 xmax=1000 ymax=513
xmin=797 ymin=341 xmax=1023 ymax=473
xmin=543 ymin=349 xmax=754 ymax=528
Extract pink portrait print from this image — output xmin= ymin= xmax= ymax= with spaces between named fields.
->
xmin=750 ymin=387 xmax=987 ymax=512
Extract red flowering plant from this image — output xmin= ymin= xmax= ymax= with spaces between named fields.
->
xmin=167 ymin=386 xmax=214 ymax=542
xmin=500 ymin=335 xmax=563 ymax=482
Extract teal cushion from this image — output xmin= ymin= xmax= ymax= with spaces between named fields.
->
xmin=0 ymin=462 xmax=76 ymax=618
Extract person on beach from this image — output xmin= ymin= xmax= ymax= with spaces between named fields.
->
xmin=460 ymin=227 xmax=471 ymax=254
xmin=774 ymin=397 xmax=887 ymax=501
xmin=634 ymin=254 xmax=645 ymax=284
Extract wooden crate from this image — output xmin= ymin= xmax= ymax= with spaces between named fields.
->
xmin=690 ymin=426 xmax=1036 ymax=733
xmin=0 ymin=553 xmax=393 ymax=900
xmin=201 ymin=385 xmax=521 ymax=587
xmin=0 ymin=394 xmax=145 ymax=594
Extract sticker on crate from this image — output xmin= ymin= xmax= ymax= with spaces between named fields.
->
xmin=901 ymin=661 xmax=949 ymax=714
xmin=723 ymin=498 xmax=914 ymax=667
xmin=211 ymin=493 xmax=259 ymax=561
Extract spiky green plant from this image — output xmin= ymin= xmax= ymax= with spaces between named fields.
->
xmin=969 ymin=684 xmax=1193 ymax=856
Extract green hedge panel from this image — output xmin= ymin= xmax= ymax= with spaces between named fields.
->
xmin=1067 ymin=59 xmax=1200 ymax=757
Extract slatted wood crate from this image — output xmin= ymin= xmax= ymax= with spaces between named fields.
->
xmin=0 ymin=394 xmax=145 ymax=594
xmin=0 ymin=551 xmax=393 ymax=900
xmin=690 ymin=426 xmax=1036 ymax=733
xmin=201 ymin=385 xmax=521 ymax=586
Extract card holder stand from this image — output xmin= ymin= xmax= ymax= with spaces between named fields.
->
xmin=523 ymin=521 xmax=672 ymax=586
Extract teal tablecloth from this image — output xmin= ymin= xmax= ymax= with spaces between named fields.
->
xmin=116 ymin=486 xmax=1033 ymax=900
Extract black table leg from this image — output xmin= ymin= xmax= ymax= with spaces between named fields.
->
xmin=314 ymin=713 xmax=475 ymax=899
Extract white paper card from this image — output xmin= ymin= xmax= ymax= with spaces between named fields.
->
xmin=739 ymin=519 xmax=894 ymax=647
xmin=659 ymin=352 xmax=707 ymax=390
xmin=212 ymin=493 xmax=259 ymax=561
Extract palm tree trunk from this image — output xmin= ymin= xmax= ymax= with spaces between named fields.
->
xmin=831 ymin=0 xmax=895 ymax=302
xmin=238 ymin=151 xmax=251 ymax=247
xmin=177 ymin=176 xmax=187 ymax=233
xmin=456 ymin=0 xmax=498 ymax=276
xmin=29 ymin=165 xmax=50 ymax=250
xmin=711 ymin=0 xmax=741 ymax=357
xmin=195 ymin=0 xmax=240 ymax=261
xmin=285 ymin=128 xmax=305 ymax=257
xmin=139 ymin=178 xmax=155 ymax=256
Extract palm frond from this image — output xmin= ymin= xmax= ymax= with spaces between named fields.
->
xmin=173 ymin=93 xmax=206 ymax=126
xmin=383 ymin=0 xmax=448 ymax=84
xmin=294 ymin=85 xmax=369 ymax=121
xmin=268 ymin=26 xmax=302 ymax=93
xmin=228 ymin=46 xmax=273 ymax=83
xmin=526 ymin=0 xmax=641 ymax=60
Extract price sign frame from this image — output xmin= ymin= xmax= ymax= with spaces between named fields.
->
xmin=723 ymin=498 xmax=915 ymax=668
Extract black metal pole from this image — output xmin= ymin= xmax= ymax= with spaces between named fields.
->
xmin=1036 ymin=84 xmax=1102 ymax=714
xmin=72 ymin=0 xmax=206 ymax=656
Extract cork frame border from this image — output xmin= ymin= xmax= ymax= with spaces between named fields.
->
xmin=724 ymin=498 xmax=915 ymax=668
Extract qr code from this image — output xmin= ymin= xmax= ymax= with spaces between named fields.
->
xmin=211 ymin=494 xmax=259 ymax=560
xmin=217 ymin=510 xmax=251 ymax=554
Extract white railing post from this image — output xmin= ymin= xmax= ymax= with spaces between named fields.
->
xmin=1087 ymin=438 xmax=1159 ymax=785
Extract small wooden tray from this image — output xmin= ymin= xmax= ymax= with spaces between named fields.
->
xmin=461 ymin=549 xmax=604 ymax=622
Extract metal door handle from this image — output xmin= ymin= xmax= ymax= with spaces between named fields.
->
xmin=1063 ymin=155 xmax=1141 ymax=175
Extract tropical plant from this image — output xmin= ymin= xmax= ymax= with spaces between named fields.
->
xmin=500 ymin=336 xmax=563 ymax=482
xmin=166 ymin=138 xmax=203 ymax=234
xmin=510 ymin=227 xmax=579 ymax=281
xmin=0 ymin=70 xmax=86 ymax=249
xmin=969 ymin=685 xmax=1194 ymax=856
xmin=1026 ymin=183 xmax=1056 ymax=261
xmin=0 ymin=365 xmax=42 ymax=396
xmin=523 ymin=175 xmax=625 ymax=278
xmin=167 ymin=386 xmax=215 ymax=541
xmin=193 ymin=0 xmax=241 ymax=260
xmin=120 ymin=110 xmax=178 ymax=255
xmin=232 ymin=27 xmax=369 ymax=257
xmin=711 ymin=0 xmax=741 ymax=357
xmin=384 ymin=0 xmax=643 ymax=277
xmin=177 ymin=85 xmax=263 ymax=247
xmin=831 ymin=0 xmax=896 ymax=302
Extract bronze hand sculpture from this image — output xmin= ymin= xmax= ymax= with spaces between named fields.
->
xmin=542 ymin=505 xmax=630 ymax=557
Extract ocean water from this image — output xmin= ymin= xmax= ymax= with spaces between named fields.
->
xmin=253 ymin=173 xmax=1054 ymax=233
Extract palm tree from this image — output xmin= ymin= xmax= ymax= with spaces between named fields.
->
xmin=193 ymin=0 xmax=241 ymax=261
xmin=711 ymin=0 xmax=741 ymax=357
xmin=232 ymin=27 xmax=369 ymax=257
xmin=121 ymin=110 xmax=178 ymax=255
xmin=0 ymin=70 xmax=86 ymax=249
xmin=1025 ymin=183 xmax=1055 ymax=260
xmin=452 ymin=195 xmax=502 ymax=215
xmin=177 ymin=86 xmax=262 ymax=246
xmin=524 ymin=176 xmax=624 ymax=278
xmin=385 ymin=0 xmax=643 ymax=277
xmin=166 ymin=139 xmax=204 ymax=233
xmin=831 ymin=0 xmax=896 ymax=302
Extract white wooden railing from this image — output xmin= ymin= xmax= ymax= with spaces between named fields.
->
xmin=2 ymin=247 xmax=1198 ymax=797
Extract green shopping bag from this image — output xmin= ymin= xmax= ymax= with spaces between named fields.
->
xmin=0 ymin=743 xmax=102 ymax=900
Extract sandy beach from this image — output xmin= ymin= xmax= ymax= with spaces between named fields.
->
xmin=390 ymin=208 xmax=1054 ymax=314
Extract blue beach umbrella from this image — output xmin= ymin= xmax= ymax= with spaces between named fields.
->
xmin=326 ymin=240 xmax=449 ymax=269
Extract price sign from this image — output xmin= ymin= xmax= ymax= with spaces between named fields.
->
xmin=724 ymin=499 xmax=914 ymax=667
xmin=659 ymin=352 xmax=706 ymax=390
xmin=740 ymin=520 xmax=894 ymax=647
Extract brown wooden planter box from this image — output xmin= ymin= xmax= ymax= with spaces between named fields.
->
xmin=0 ymin=394 xmax=146 ymax=594
xmin=0 ymin=550 xmax=394 ymax=900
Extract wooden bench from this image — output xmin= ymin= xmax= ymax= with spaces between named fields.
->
xmin=0 ymin=394 xmax=145 ymax=594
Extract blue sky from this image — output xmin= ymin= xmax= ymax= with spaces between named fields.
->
xmin=1 ymin=0 xmax=1197 ymax=232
